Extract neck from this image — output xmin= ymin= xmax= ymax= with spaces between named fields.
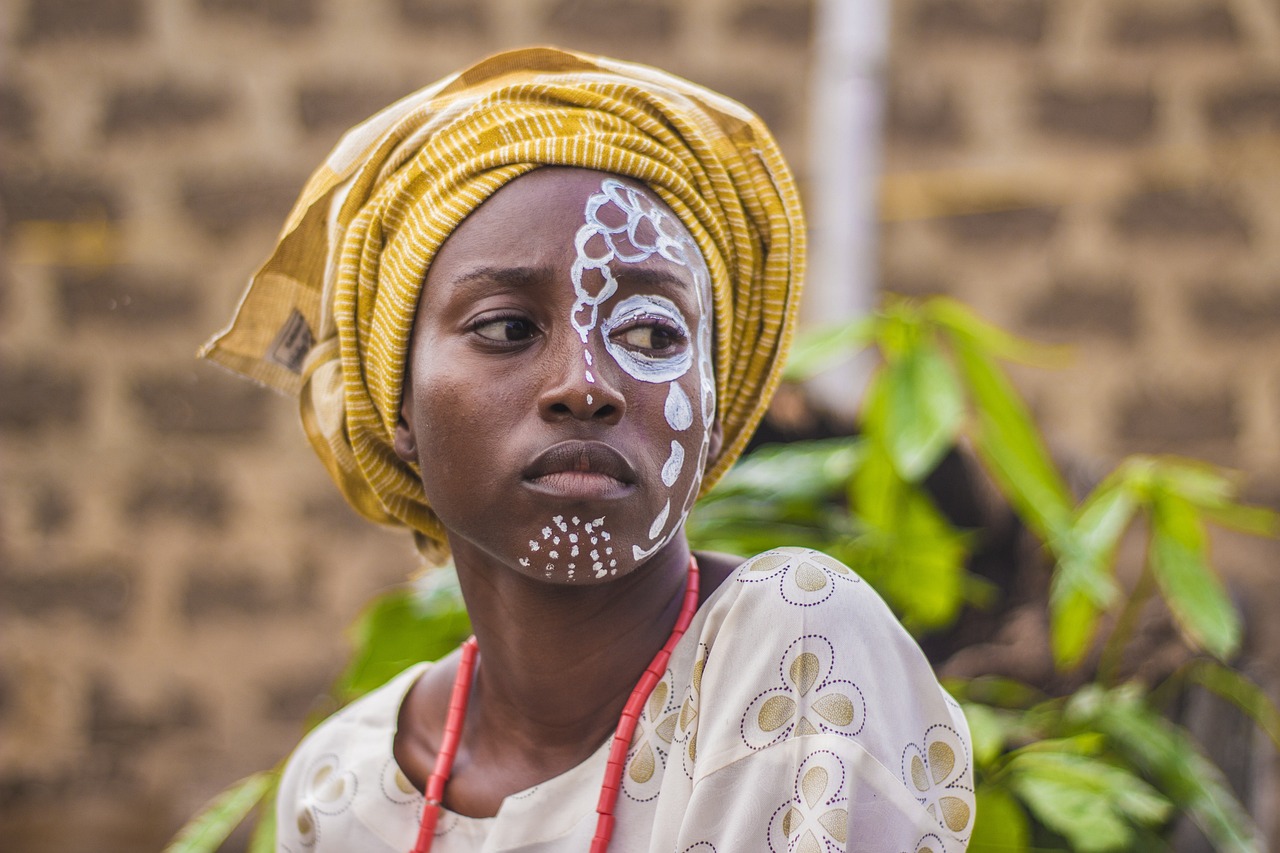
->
xmin=450 ymin=534 xmax=694 ymax=760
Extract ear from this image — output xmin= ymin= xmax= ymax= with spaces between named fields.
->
xmin=704 ymin=419 xmax=724 ymax=471
xmin=393 ymin=394 xmax=418 ymax=464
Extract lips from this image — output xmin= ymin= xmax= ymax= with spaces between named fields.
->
xmin=523 ymin=440 xmax=637 ymax=500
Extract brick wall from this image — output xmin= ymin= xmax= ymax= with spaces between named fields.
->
xmin=0 ymin=1 xmax=813 ymax=850
xmin=2 ymin=0 xmax=1277 ymax=849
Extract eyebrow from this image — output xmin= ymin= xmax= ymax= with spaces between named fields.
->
xmin=445 ymin=264 xmax=694 ymax=294
xmin=446 ymin=265 xmax=553 ymax=292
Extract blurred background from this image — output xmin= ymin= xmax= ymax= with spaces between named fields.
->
xmin=1 ymin=0 xmax=1278 ymax=850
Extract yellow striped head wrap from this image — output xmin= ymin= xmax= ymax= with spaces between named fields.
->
xmin=202 ymin=47 xmax=805 ymax=563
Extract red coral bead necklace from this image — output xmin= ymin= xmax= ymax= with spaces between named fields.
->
xmin=411 ymin=555 xmax=701 ymax=853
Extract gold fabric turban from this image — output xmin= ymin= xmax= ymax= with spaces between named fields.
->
xmin=202 ymin=47 xmax=806 ymax=563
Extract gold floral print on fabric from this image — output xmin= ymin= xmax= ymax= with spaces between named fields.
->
xmin=901 ymin=725 xmax=975 ymax=839
xmin=737 ymin=547 xmax=861 ymax=607
xmin=767 ymin=750 xmax=849 ymax=853
xmin=742 ymin=635 xmax=865 ymax=750
xmin=674 ymin=644 xmax=709 ymax=779
xmin=623 ymin=671 xmax=681 ymax=801
xmin=293 ymin=753 xmax=358 ymax=847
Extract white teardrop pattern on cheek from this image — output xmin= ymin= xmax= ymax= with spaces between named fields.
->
xmin=661 ymin=441 xmax=684 ymax=487
xmin=647 ymin=500 xmax=670 ymax=541
xmin=664 ymin=382 xmax=693 ymax=431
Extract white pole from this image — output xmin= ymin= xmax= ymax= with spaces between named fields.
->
xmin=804 ymin=0 xmax=889 ymax=422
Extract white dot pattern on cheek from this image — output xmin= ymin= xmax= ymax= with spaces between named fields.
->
xmin=523 ymin=515 xmax=613 ymax=580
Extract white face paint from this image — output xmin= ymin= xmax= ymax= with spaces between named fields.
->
xmin=566 ymin=177 xmax=718 ymax=570
xmin=523 ymin=514 xmax=614 ymax=581
xmin=663 ymin=382 xmax=693 ymax=432
xmin=601 ymin=295 xmax=693 ymax=384
xmin=661 ymin=441 xmax=685 ymax=487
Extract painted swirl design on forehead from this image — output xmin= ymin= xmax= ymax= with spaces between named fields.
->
xmin=570 ymin=179 xmax=694 ymax=348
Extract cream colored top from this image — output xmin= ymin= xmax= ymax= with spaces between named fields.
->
xmin=276 ymin=548 xmax=974 ymax=852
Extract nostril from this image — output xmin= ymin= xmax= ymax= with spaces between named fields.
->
xmin=549 ymin=402 xmax=573 ymax=415
xmin=592 ymin=404 xmax=617 ymax=420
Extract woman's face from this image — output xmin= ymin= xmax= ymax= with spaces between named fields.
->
xmin=395 ymin=167 xmax=719 ymax=584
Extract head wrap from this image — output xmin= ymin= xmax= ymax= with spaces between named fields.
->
xmin=202 ymin=47 xmax=805 ymax=563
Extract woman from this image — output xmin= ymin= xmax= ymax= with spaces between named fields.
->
xmin=204 ymin=47 xmax=973 ymax=853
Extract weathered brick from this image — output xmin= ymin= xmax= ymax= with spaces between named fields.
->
xmin=1021 ymin=278 xmax=1137 ymax=340
xmin=297 ymin=82 xmax=415 ymax=135
xmin=58 ymin=268 xmax=200 ymax=327
xmin=1111 ymin=3 xmax=1238 ymax=48
xmin=0 ymin=171 xmax=122 ymax=232
xmin=886 ymin=86 xmax=965 ymax=147
xmin=130 ymin=371 xmax=270 ymax=437
xmin=0 ymin=564 xmax=132 ymax=626
xmin=101 ymin=82 xmax=231 ymax=138
xmin=196 ymin=0 xmax=318 ymax=27
xmin=913 ymin=0 xmax=1048 ymax=44
xmin=939 ymin=206 xmax=1060 ymax=246
xmin=1205 ymin=83 xmax=1280 ymax=135
xmin=0 ymin=86 xmax=36 ymax=143
xmin=544 ymin=0 xmax=676 ymax=43
xmin=1036 ymin=86 xmax=1157 ymax=145
xmin=0 ymin=362 xmax=86 ymax=433
xmin=182 ymin=562 xmax=316 ymax=622
xmin=1189 ymin=283 xmax=1280 ymax=339
xmin=731 ymin=1 xmax=814 ymax=44
xmin=86 ymin=678 xmax=203 ymax=748
xmin=261 ymin=669 xmax=334 ymax=722
xmin=1113 ymin=188 xmax=1250 ymax=244
xmin=1116 ymin=388 xmax=1239 ymax=447
xmin=32 ymin=484 xmax=75 ymax=535
xmin=301 ymin=491 xmax=371 ymax=532
xmin=396 ymin=0 xmax=488 ymax=33
xmin=180 ymin=173 xmax=302 ymax=239
xmin=126 ymin=472 xmax=230 ymax=529
xmin=20 ymin=0 xmax=145 ymax=42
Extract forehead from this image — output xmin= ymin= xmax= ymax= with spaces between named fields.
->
xmin=424 ymin=167 xmax=704 ymax=294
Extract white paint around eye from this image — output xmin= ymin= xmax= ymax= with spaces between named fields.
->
xmin=661 ymin=441 xmax=684 ymax=487
xmin=600 ymin=294 xmax=692 ymax=384
xmin=664 ymin=382 xmax=693 ymax=431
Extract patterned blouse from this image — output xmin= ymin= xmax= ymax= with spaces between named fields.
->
xmin=276 ymin=548 xmax=974 ymax=852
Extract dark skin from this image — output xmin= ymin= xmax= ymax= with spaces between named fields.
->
xmin=391 ymin=167 xmax=740 ymax=818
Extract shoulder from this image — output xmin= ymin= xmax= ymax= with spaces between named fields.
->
xmin=688 ymin=548 xmax=975 ymax=843
xmin=276 ymin=663 xmax=429 ymax=852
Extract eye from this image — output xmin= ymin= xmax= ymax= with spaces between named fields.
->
xmin=613 ymin=320 xmax=685 ymax=354
xmin=472 ymin=316 xmax=536 ymax=343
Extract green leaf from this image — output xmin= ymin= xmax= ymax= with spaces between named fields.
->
xmin=1050 ymin=482 xmax=1134 ymax=668
xmin=947 ymin=331 xmax=1074 ymax=544
xmin=962 ymin=702 xmax=1010 ymax=768
xmin=1148 ymin=493 xmax=1241 ymax=660
xmin=924 ymin=295 xmax=1071 ymax=367
xmin=1068 ymin=686 xmax=1262 ymax=853
xmin=700 ymin=438 xmax=863 ymax=501
xmin=337 ymin=570 xmax=472 ymax=702
xmin=880 ymin=336 xmax=965 ymax=481
xmin=1144 ymin=458 xmax=1279 ymax=536
xmin=1182 ymin=660 xmax=1280 ymax=750
xmin=847 ymin=443 xmax=970 ymax=632
xmin=1007 ymin=751 xmax=1171 ymax=852
xmin=247 ymin=774 xmax=278 ymax=853
xmin=781 ymin=316 xmax=877 ymax=381
xmin=164 ymin=771 xmax=274 ymax=853
xmin=969 ymin=785 xmax=1031 ymax=853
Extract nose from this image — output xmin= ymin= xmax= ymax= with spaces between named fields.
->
xmin=537 ymin=336 xmax=625 ymax=424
